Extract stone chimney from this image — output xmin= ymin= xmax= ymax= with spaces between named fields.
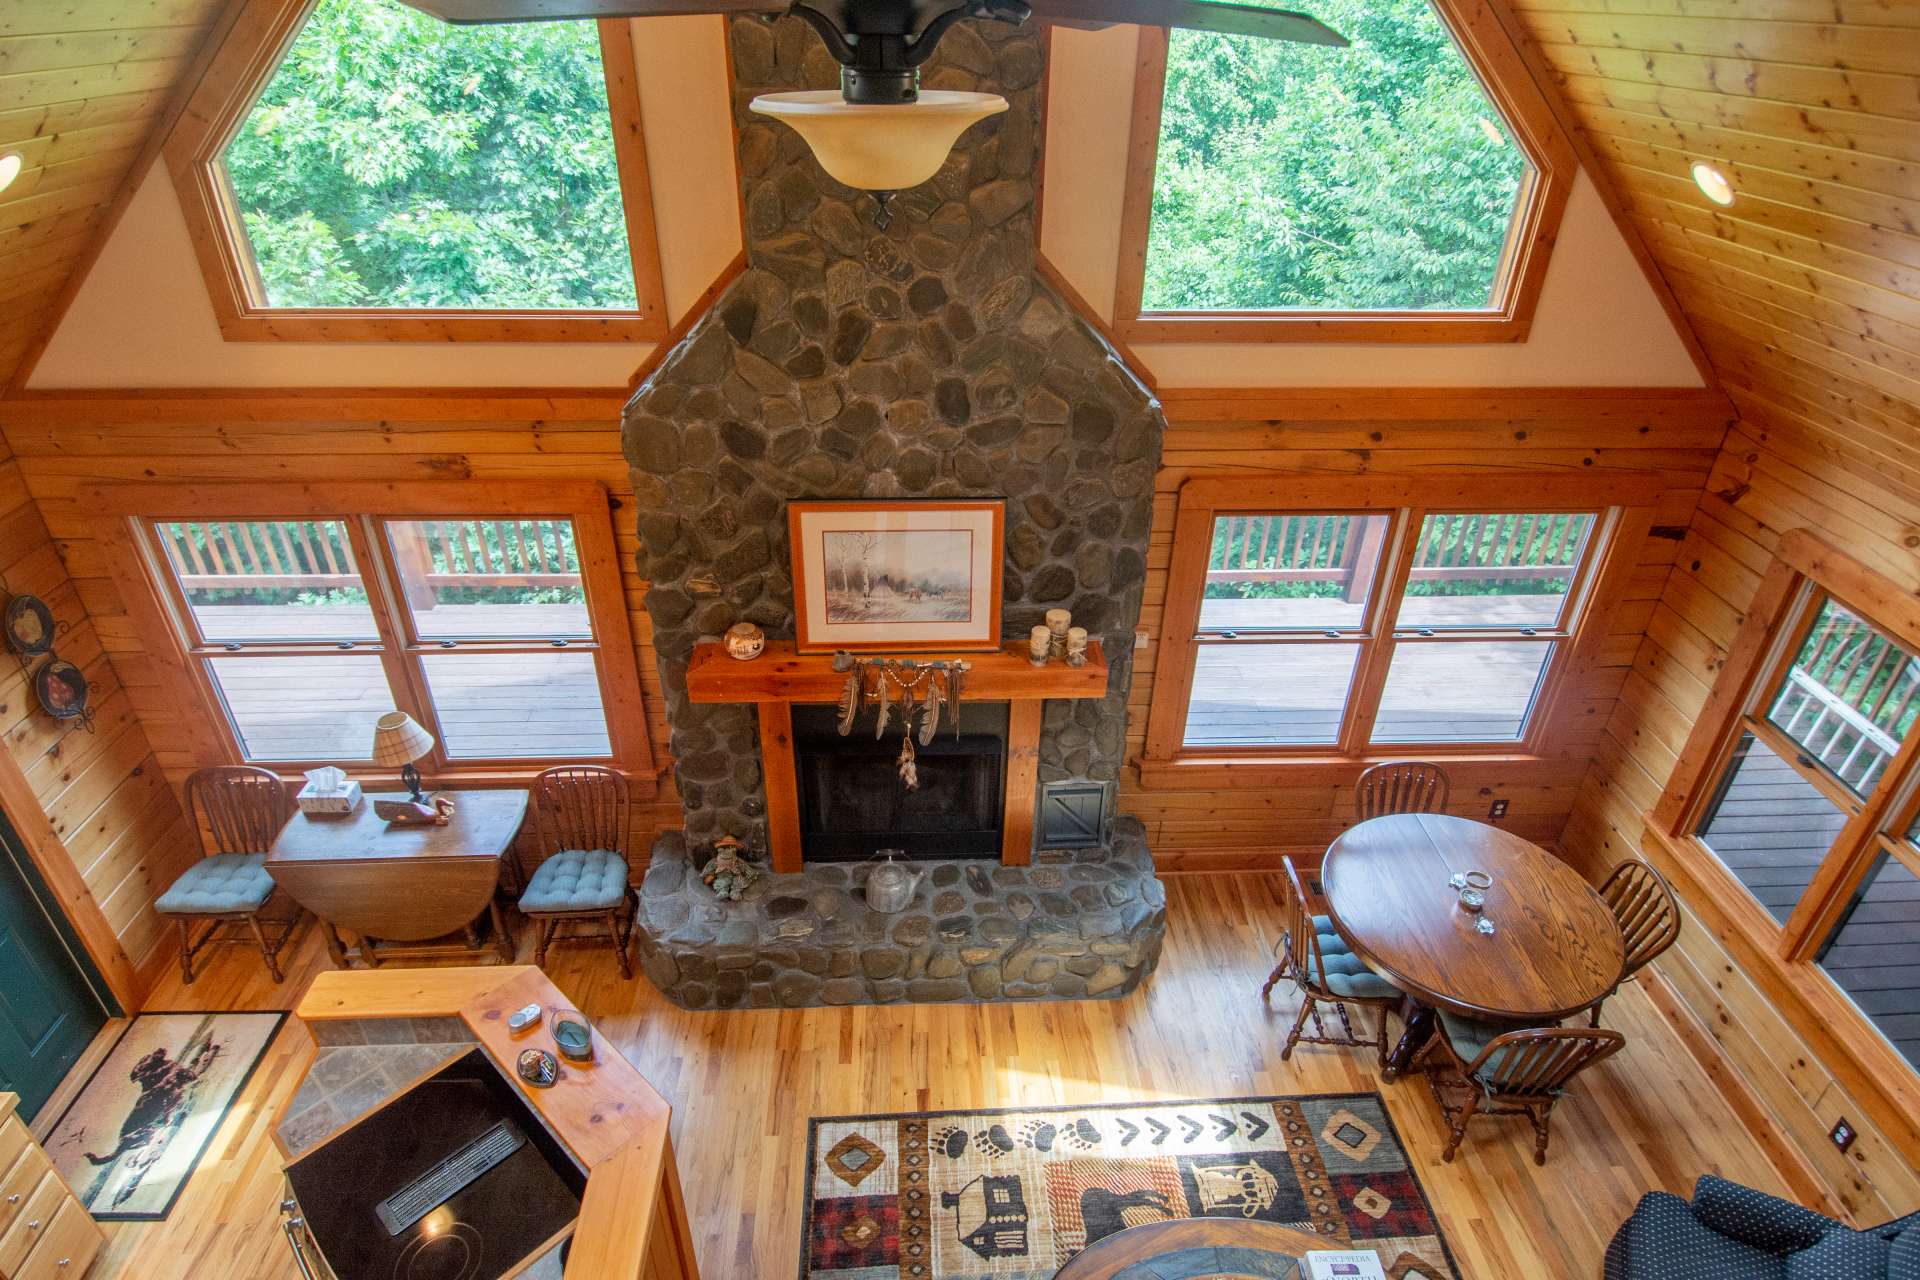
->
xmin=623 ymin=16 xmax=1167 ymax=849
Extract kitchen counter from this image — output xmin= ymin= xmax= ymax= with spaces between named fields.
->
xmin=281 ymin=966 xmax=701 ymax=1280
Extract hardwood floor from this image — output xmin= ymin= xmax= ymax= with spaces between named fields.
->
xmin=80 ymin=874 xmax=1792 ymax=1280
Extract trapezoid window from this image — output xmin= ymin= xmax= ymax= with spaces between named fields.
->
xmin=169 ymin=0 xmax=666 ymax=339
xmin=226 ymin=0 xmax=634 ymax=309
xmin=1113 ymin=0 xmax=1569 ymax=341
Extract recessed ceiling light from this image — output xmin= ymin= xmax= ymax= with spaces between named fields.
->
xmin=0 ymin=154 xmax=22 ymax=195
xmin=1690 ymin=161 xmax=1735 ymax=207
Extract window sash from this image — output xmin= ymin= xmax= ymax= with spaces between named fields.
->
xmin=139 ymin=506 xmax=624 ymax=772
xmin=1176 ymin=505 xmax=1599 ymax=755
xmin=164 ymin=1 xmax=667 ymax=342
xmin=1106 ymin=18 xmax=1573 ymax=345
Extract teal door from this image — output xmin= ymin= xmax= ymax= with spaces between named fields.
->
xmin=0 ymin=814 xmax=111 ymax=1121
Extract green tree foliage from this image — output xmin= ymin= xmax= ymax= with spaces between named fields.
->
xmin=1146 ymin=0 xmax=1528 ymax=311
xmin=223 ymin=0 xmax=636 ymax=310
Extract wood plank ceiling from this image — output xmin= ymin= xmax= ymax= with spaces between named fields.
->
xmin=0 ymin=0 xmax=230 ymax=386
xmin=1503 ymin=0 xmax=1920 ymax=508
xmin=0 ymin=0 xmax=1915 ymax=451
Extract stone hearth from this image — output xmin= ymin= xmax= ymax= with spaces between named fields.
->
xmin=633 ymin=818 xmax=1165 ymax=1009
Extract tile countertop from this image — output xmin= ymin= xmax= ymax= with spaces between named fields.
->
xmin=280 ymin=966 xmax=701 ymax=1280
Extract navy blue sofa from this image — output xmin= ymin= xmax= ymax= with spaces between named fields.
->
xmin=1607 ymin=1176 xmax=1920 ymax=1280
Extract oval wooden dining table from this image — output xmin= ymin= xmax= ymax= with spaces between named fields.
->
xmin=1321 ymin=812 xmax=1625 ymax=1078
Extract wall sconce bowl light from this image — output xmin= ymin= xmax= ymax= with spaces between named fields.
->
xmin=749 ymin=89 xmax=1007 ymax=192
xmin=0 ymin=154 xmax=22 ymax=195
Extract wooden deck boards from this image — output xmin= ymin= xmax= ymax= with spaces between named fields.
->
xmin=1700 ymin=747 xmax=1920 ymax=1069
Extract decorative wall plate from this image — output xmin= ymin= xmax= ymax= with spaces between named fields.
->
xmin=5 ymin=594 xmax=56 ymax=656
xmin=34 ymin=657 xmax=89 ymax=720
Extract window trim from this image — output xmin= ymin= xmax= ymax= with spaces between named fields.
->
xmin=163 ymin=0 xmax=669 ymax=343
xmin=1647 ymin=527 xmax=1920 ymax=1139
xmin=1140 ymin=471 xmax=1660 ymax=786
xmin=1111 ymin=2 xmax=1576 ymax=344
xmin=89 ymin=480 xmax=657 ymax=790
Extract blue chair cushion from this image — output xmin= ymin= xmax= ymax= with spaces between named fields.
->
xmin=156 ymin=854 xmax=274 ymax=915
xmin=1318 ymin=950 xmax=1400 ymax=1000
xmin=1693 ymin=1176 xmax=1845 ymax=1254
xmin=1889 ymin=1227 xmax=1918 ymax=1280
xmin=1309 ymin=914 xmax=1351 ymax=960
xmin=1438 ymin=1008 xmax=1549 ymax=1083
xmin=1605 ymin=1189 xmax=1788 ymax=1280
xmin=519 ymin=849 xmax=630 ymax=913
xmin=1785 ymin=1230 xmax=1890 ymax=1280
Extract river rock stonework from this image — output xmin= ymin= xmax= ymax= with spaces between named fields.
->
xmin=634 ymin=819 xmax=1165 ymax=1009
xmin=622 ymin=18 xmax=1167 ymax=849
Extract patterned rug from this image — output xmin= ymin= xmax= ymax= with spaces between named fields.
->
xmin=801 ymin=1093 xmax=1459 ymax=1279
xmin=42 ymin=1011 xmax=286 ymax=1220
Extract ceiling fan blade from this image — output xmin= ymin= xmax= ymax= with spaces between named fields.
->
xmin=393 ymin=0 xmax=787 ymax=23
xmin=1028 ymin=0 xmax=1347 ymax=46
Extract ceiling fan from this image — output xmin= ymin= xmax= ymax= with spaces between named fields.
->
xmin=396 ymin=0 xmax=1347 ymax=211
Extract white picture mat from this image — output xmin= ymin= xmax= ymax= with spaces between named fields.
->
xmin=795 ymin=506 xmax=999 ymax=648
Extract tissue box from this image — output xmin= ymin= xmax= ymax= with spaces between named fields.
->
xmin=297 ymin=778 xmax=362 ymax=816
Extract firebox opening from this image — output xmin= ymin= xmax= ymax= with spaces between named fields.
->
xmin=793 ymin=701 xmax=1008 ymax=862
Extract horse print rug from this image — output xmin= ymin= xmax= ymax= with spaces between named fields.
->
xmin=801 ymin=1093 xmax=1459 ymax=1279
xmin=43 ymin=1011 xmax=286 ymax=1220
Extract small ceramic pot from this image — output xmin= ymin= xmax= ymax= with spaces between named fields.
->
xmin=724 ymin=621 xmax=765 ymax=661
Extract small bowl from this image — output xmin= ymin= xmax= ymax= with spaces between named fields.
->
xmin=553 ymin=1014 xmax=594 ymax=1063
xmin=517 ymin=1048 xmax=559 ymax=1088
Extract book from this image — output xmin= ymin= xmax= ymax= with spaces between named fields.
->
xmin=1303 ymin=1248 xmax=1388 ymax=1280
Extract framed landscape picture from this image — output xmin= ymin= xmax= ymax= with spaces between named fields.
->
xmin=789 ymin=499 xmax=1004 ymax=653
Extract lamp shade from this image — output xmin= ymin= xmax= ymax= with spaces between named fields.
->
xmin=748 ymin=90 xmax=1008 ymax=191
xmin=371 ymin=711 xmax=435 ymax=767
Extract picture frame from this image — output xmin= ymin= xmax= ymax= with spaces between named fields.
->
xmin=789 ymin=499 xmax=1005 ymax=654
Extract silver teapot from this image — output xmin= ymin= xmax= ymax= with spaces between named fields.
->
xmin=864 ymin=851 xmax=925 ymax=913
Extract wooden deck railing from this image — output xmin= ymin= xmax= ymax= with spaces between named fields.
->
xmin=1769 ymin=602 xmax=1920 ymax=792
xmin=161 ymin=518 xmax=583 ymax=603
xmin=1205 ymin=513 xmax=1589 ymax=603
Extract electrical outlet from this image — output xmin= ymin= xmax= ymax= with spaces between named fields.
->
xmin=1829 ymin=1118 xmax=1856 ymax=1153
xmin=1488 ymin=799 xmax=1509 ymax=819
xmin=1134 ymin=626 xmax=1150 ymax=650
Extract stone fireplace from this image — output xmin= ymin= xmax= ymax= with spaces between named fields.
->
xmin=621 ymin=16 xmax=1169 ymax=1007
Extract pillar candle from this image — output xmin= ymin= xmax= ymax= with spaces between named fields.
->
xmin=1029 ymin=625 xmax=1052 ymax=665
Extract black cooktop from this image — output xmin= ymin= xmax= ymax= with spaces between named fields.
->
xmin=287 ymin=1048 xmax=585 ymax=1280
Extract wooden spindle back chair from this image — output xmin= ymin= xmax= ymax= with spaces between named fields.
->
xmin=1264 ymin=858 xmax=1401 ymax=1066
xmin=532 ymin=765 xmax=632 ymax=861
xmin=519 ymin=765 xmax=637 ymax=977
xmin=1419 ymin=1024 xmax=1625 ymax=1165
xmin=1590 ymin=859 xmax=1681 ymax=1025
xmin=1353 ymin=761 xmax=1451 ymax=821
xmin=163 ymin=766 xmax=300 ymax=984
xmin=193 ymin=765 xmax=293 ymax=855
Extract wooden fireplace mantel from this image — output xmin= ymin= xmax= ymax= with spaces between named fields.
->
xmin=687 ymin=640 xmax=1110 ymax=871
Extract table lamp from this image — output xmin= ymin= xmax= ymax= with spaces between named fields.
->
xmin=371 ymin=711 xmax=435 ymax=803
